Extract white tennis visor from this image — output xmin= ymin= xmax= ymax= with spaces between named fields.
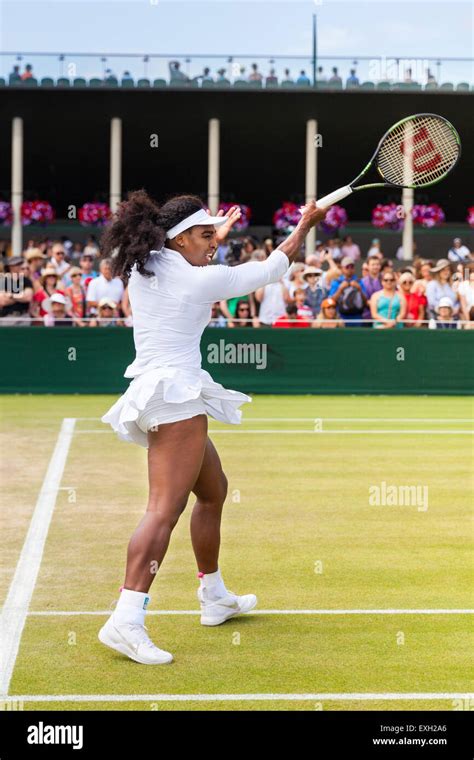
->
xmin=166 ymin=209 xmax=227 ymax=239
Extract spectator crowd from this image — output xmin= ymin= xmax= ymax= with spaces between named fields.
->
xmin=7 ymin=61 xmax=447 ymax=90
xmin=0 ymin=234 xmax=472 ymax=330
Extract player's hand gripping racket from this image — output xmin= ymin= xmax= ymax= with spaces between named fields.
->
xmin=313 ymin=113 xmax=461 ymax=209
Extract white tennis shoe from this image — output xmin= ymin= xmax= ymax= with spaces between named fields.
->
xmin=198 ymin=588 xmax=257 ymax=626
xmin=98 ymin=615 xmax=173 ymax=665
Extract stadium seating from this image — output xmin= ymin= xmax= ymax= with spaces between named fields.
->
xmin=2 ymin=67 xmax=472 ymax=93
xmin=170 ymin=79 xmax=198 ymax=87
xmin=393 ymin=82 xmax=422 ymax=90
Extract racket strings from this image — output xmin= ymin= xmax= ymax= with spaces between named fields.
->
xmin=376 ymin=116 xmax=459 ymax=186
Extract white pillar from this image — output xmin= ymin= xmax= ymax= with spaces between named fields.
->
xmin=208 ymin=118 xmax=220 ymax=214
xmin=11 ymin=117 xmax=23 ymax=257
xmin=305 ymin=119 xmax=317 ymax=259
xmin=402 ymin=187 xmax=414 ymax=260
xmin=109 ymin=118 xmax=122 ymax=213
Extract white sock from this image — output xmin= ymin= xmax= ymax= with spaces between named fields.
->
xmin=198 ymin=569 xmax=228 ymax=601
xmin=113 ymin=588 xmax=151 ymax=626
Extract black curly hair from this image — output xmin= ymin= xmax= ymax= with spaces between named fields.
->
xmin=100 ymin=189 xmax=206 ymax=281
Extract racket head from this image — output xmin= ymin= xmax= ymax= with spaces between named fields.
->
xmin=374 ymin=113 xmax=461 ymax=188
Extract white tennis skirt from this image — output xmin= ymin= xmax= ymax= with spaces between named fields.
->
xmin=101 ymin=366 xmax=251 ymax=448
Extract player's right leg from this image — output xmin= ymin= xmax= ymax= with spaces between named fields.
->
xmin=98 ymin=413 xmax=208 ymax=664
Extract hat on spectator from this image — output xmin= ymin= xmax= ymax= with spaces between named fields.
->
xmin=98 ymin=297 xmax=116 ymax=309
xmin=303 ymin=266 xmax=322 ymax=279
xmin=437 ymin=297 xmax=453 ymax=311
xmin=7 ymin=256 xmax=24 ymax=267
xmin=25 ymin=248 xmax=46 ymax=261
xmin=430 ymin=258 xmax=451 ymax=273
xmin=83 ymin=245 xmax=99 ymax=257
xmin=41 ymin=266 xmax=59 ymax=284
xmin=291 ymin=262 xmax=306 ymax=272
xmin=80 ymin=251 xmax=95 ymax=259
xmin=341 ymin=256 xmax=355 ymax=267
xmin=68 ymin=266 xmax=82 ymax=277
xmin=322 ymin=297 xmax=337 ymax=309
xmin=50 ymin=293 xmax=66 ymax=305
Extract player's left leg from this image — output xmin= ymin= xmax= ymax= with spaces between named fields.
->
xmin=190 ymin=436 xmax=257 ymax=626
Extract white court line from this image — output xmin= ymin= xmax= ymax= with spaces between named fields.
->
xmin=27 ymin=609 xmax=474 ymax=616
xmin=75 ymin=429 xmax=474 ymax=435
xmin=3 ymin=693 xmax=473 ymax=704
xmin=0 ymin=418 xmax=76 ymax=696
xmin=75 ymin=416 xmax=473 ymax=423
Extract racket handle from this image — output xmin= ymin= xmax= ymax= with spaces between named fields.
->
xmin=317 ymin=185 xmax=353 ymax=208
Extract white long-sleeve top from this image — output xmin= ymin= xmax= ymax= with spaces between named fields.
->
xmin=124 ymin=246 xmax=290 ymax=377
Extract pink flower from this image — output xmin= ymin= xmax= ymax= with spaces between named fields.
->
xmin=273 ymin=201 xmax=301 ymax=230
xmin=78 ymin=203 xmax=112 ymax=226
xmin=320 ymin=204 xmax=348 ymax=232
xmin=218 ymin=203 xmax=251 ymax=231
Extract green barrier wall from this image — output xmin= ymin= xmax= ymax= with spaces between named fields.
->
xmin=0 ymin=328 xmax=472 ymax=395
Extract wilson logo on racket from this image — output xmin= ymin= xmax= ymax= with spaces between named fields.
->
xmin=399 ymin=125 xmax=443 ymax=174
xmin=306 ymin=113 xmax=461 ymax=210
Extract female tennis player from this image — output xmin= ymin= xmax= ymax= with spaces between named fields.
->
xmin=98 ymin=190 xmax=326 ymax=664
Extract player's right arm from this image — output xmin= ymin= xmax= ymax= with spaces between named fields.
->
xmin=190 ymin=201 xmax=326 ymax=304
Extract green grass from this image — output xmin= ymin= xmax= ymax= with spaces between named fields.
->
xmin=1 ymin=394 xmax=473 ymax=711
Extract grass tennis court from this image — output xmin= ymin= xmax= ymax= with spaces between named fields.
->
xmin=1 ymin=394 xmax=472 ymax=711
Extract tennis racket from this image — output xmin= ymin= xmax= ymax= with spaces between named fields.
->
xmin=314 ymin=113 xmax=461 ymax=209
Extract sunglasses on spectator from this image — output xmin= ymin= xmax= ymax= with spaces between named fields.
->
xmin=343 ymin=264 xmax=355 ymax=268
xmin=383 ymin=277 xmax=395 ymax=282
xmin=71 ymin=273 xmax=81 ymax=277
